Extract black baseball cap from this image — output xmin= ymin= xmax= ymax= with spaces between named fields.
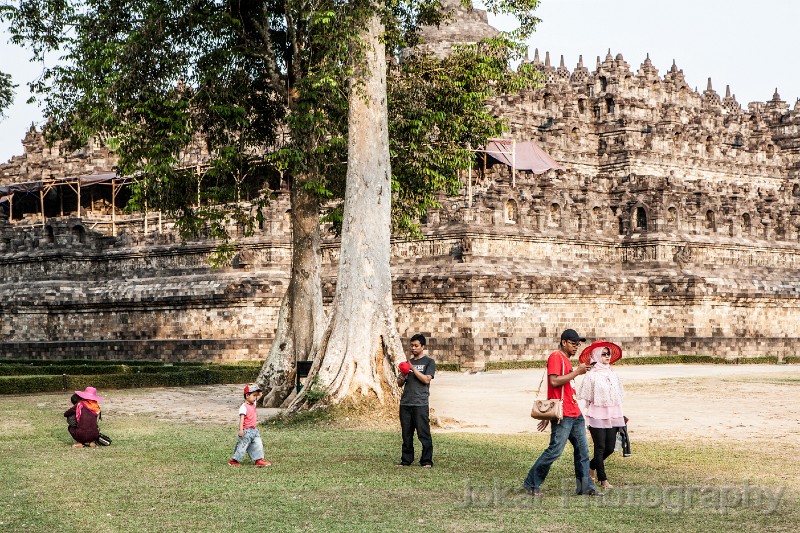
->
xmin=560 ymin=329 xmax=586 ymax=342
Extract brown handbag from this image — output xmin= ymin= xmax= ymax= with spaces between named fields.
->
xmin=530 ymin=355 xmax=566 ymax=422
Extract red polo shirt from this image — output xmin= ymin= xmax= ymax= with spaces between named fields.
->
xmin=546 ymin=350 xmax=581 ymax=418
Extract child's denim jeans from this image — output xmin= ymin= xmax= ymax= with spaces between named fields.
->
xmin=232 ymin=427 xmax=264 ymax=462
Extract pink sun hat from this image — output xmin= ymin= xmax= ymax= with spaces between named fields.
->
xmin=74 ymin=386 xmax=105 ymax=402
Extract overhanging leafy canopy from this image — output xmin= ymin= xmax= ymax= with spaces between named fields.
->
xmin=0 ymin=70 xmax=14 ymax=117
xmin=2 ymin=0 xmax=542 ymax=238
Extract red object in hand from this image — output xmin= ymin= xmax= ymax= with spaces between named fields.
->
xmin=398 ymin=361 xmax=411 ymax=375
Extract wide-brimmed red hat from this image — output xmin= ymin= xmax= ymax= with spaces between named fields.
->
xmin=579 ymin=340 xmax=623 ymax=365
xmin=74 ymin=386 xmax=105 ymax=402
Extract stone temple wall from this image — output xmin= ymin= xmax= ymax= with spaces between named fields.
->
xmin=2 ymin=5 xmax=800 ymax=367
xmin=0 ymin=214 xmax=293 ymax=361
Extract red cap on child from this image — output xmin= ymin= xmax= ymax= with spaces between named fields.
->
xmin=244 ymin=383 xmax=262 ymax=394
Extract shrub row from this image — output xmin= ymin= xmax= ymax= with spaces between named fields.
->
xmin=0 ymin=367 xmax=259 ymax=395
xmin=617 ymin=355 xmax=780 ymax=365
xmin=0 ymin=362 xmax=261 ymax=377
xmin=484 ymin=360 xmax=548 ymax=371
xmin=0 ymin=359 xmax=207 ymax=367
xmin=485 ymin=355 xmax=786 ymax=371
xmin=0 ymin=364 xmax=140 ymax=376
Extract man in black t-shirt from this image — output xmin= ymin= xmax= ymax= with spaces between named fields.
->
xmin=397 ymin=333 xmax=436 ymax=467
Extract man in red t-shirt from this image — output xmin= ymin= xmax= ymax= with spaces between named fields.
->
xmin=523 ymin=329 xmax=600 ymax=496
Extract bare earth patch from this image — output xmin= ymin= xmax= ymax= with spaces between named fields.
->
xmin=85 ymin=364 xmax=800 ymax=445
xmin=431 ymin=364 xmax=800 ymax=445
xmin=97 ymin=384 xmax=284 ymax=425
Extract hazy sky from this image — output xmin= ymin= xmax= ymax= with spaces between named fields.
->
xmin=0 ymin=0 xmax=798 ymax=163
xmin=490 ymin=0 xmax=799 ymax=106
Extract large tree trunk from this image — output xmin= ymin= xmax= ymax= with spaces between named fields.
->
xmin=292 ymin=13 xmax=404 ymax=408
xmin=257 ymin=178 xmax=324 ymax=407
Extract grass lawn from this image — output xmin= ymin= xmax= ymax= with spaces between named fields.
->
xmin=0 ymin=395 xmax=797 ymax=533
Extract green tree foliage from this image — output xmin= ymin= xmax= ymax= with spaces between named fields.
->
xmin=389 ymin=37 xmax=540 ymax=235
xmin=2 ymin=0 xmax=541 ymax=240
xmin=3 ymin=0 xmax=542 ymax=403
xmin=1 ymin=0 xmax=346 ymax=242
xmin=0 ymin=70 xmax=13 ymax=117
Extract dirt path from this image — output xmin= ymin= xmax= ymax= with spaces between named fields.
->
xmin=431 ymin=364 xmax=800 ymax=444
xmin=99 ymin=364 xmax=800 ymax=444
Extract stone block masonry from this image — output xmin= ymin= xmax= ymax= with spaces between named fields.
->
xmin=1 ymin=197 xmax=800 ymax=367
xmin=3 ymin=4 xmax=800 ymax=368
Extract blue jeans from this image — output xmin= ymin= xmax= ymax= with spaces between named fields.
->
xmin=232 ymin=427 xmax=264 ymax=462
xmin=524 ymin=415 xmax=597 ymax=494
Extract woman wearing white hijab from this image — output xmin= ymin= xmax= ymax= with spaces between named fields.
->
xmin=577 ymin=340 xmax=624 ymax=489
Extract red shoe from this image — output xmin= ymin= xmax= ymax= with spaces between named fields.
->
xmin=254 ymin=459 xmax=271 ymax=467
xmin=228 ymin=459 xmax=240 ymax=466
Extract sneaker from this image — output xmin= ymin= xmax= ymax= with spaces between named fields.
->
xmin=228 ymin=459 xmax=240 ymax=466
xmin=254 ymin=459 xmax=271 ymax=467
xmin=422 ymin=464 xmax=433 ymax=468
